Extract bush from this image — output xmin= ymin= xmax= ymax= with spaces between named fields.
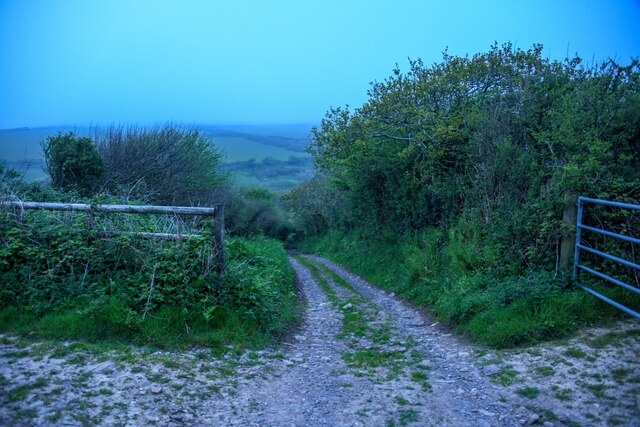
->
xmin=212 ymin=237 xmax=296 ymax=333
xmin=224 ymin=187 xmax=294 ymax=240
xmin=284 ymin=174 xmax=347 ymax=236
xmin=96 ymin=125 xmax=227 ymax=204
xmin=41 ymin=132 xmax=104 ymax=195
xmin=293 ymin=43 xmax=640 ymax=348
xmin=304 ymin=44 xmax=640 ymax=271
xmin=0 ymin=163 xmax=23 ymax=195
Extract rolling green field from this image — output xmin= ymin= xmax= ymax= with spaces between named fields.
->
xmin=0 ymin=128 xmax=56 ymax=181
xmin=0 ymin=126 xmax=313 ymax=190
xmin=211 ymin=135 xmax=309 ymax=162
xmin=233 ymin=173 xmax=305 ymax=191
xmin=0 ymin=128 xmax=63 ymax=161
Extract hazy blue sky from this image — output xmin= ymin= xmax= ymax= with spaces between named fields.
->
xmin=1 ymin=0 xmax=639 ymax=128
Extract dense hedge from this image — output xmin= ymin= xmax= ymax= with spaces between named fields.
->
xmin=0 ymin=204 xmax=297 ymax=349
xmin=290 ymin=43 xmax=639 ymax=272
xmin=291 ymin=43 xmax=639 ymax=347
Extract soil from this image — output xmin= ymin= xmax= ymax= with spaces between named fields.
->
xmin=0 ymin=255 xmax=638 ymax=426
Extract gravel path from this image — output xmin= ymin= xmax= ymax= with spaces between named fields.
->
xmin=301 ymin=255 xmax=528 ymax=426
xmin=1 ymin=255 xmax=638 ymax=426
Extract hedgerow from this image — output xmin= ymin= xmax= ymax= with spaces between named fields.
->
xmin=0 ymin=204 xmax=297 ymax=350
xmin=291 ymin=42 xmax=639 ymax=348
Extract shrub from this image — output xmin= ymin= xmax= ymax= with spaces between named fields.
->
xmin=0 ymin=163 xmax=23 ymax=195
xmin=304 ymin=43 xmax=639 ymax=271
xmin=96 ymin=125 xmax=228 ymax=204
xmin=224 ymin=186 xmax=294 ymax=240
xmin=41 ymin=132 xmax=104 ymax=195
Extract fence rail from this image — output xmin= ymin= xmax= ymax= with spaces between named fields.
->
xmin=1 ymin=201 xmax=225 ymax=272
xmin=0 ymin=201 xmax=218 ymax=216
xmin=573 ymin=196 xmax=639 ymax=319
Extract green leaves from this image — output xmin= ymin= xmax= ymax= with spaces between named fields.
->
xmin=96 ymin=125 xmax=228 ymax=205
xmin=42 ymin=132 xmax=104 ymax=196
xmin=303 ymin=42 xmax=640 ymax=270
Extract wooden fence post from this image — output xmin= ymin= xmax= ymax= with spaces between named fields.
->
xmin=212 ymin=204 xmax=226 ymax=274
xmin=86 ymin=206 xmax=95 ymax=231
xmin=559 ymin=193 xmax=577 ymax=271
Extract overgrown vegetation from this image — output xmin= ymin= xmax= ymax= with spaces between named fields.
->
xmin=40 ymin=125 xmax=295 ymax=240
xmin=42 ymin=132 xmax=104 ymax=196
xmin=224 ymin=187 xmax=294 ymax=241
xmin=0 ymin=203 xmax=296 ymax=350
xmin=299 ymin=231 xmax=632 ymax=348
xmin=0 ymin=125 xmax=299 ymax=351
xmin=291 ymin=43 xmax=640 ymax=348
xmin=95 ymin=125 xmax=227 ymax=205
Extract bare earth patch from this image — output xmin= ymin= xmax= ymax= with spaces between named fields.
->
xmin=0 ymin=255 xmax=638 ymax=426
xmin=486 ymin=321 xmax=640 ymax=426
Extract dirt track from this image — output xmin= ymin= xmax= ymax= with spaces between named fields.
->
xmin=1 ymin=255 xmax=638 ymax=426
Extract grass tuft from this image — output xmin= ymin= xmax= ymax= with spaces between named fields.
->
xmin=517 ymin=387 xmax=540 ymax=398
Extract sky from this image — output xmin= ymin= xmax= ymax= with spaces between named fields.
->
xmin=1 ymin=0 xmax=639 ymax=129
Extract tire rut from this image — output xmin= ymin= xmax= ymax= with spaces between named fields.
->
xmin=303 ymin=254 xmax=534 ymax=426
xmin=228 ymin=257 xmax=363 ymax=426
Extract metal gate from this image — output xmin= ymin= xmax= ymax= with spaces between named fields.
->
xmin=573 ymin=196 xmax=640 ymax=318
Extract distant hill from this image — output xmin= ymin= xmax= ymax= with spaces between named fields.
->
xmin=0 ymin=124 xmax=314 ymax=192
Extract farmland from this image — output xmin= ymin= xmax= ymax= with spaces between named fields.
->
xmin=0 ymin=125 xmax=313 ymax=191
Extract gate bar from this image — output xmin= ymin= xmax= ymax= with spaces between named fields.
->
xmin=578 ymin=224 xmax=640 ymax=245
xmin=1 ymin=201 xmax=217 ymax=216
xmin=576 ymin=282 xmax=640 ymax=319
xmin=577 ymin=245 xmax=640 ymax=270
xmin=577 ymin=264 xmax=640 ymax=295
xmin=574 ymin=196 xmax=640 ymax=319
xmin=578 ymin=196 xmax=640 ymax=210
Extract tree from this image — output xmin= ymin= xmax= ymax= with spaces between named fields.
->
xmin=284 ymin=174 xmax=346 ymax=236
xmin=42 ymin=132 xmax=104 ymax=195
xmin=303 ymin=43 xmax=640 ymax=269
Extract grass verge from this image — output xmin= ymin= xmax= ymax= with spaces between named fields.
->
xmin=299 ymin=230 xmax=636 ymax=348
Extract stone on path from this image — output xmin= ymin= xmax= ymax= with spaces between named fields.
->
xmin=87 ymin=361 xmax=115 ymax=373
xmin=527 ymin=413 xmax=541 ymax=425
xmin=483 ymin=364 xmax=502 ymax=376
